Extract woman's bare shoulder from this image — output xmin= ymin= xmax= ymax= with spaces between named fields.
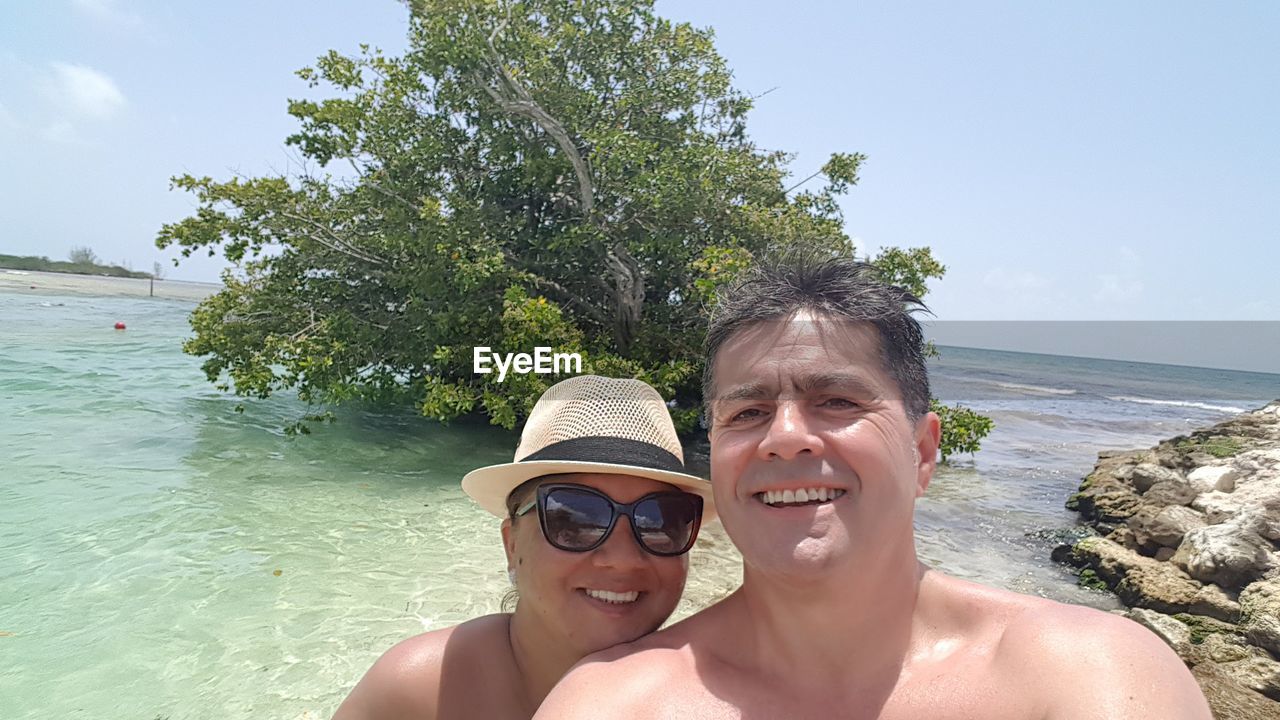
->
xmin=373 ymin=614 xmax=508 ymax=672
xmin=332 ymin=614 xmax=511 ymax=720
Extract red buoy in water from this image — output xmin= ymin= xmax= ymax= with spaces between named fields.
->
xmin=114 ymin=322 xmax=126 ymax=330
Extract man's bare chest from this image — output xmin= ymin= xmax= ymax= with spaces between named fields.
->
xmin=648 ymin=664 xmax=1043 ymax=720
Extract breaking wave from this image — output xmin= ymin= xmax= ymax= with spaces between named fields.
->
xmin=1106 ymin=396 xmax=1245 ymax=414
xmin=993 ymin=381 xmax=1079 ymax=396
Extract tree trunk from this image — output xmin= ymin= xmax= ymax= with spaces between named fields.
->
xmin=605 ymin=242 xmax=644 ymax=354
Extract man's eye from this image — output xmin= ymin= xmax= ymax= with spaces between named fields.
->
xmin=821 ymin=398 xmax=858 ymax=409
xmin=728 ymin=408 xmax=765 ymax=423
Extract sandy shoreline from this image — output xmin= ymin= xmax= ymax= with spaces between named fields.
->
xmin=0 ymin=268 xmax=221 ymax=302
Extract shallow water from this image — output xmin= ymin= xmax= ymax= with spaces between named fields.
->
xmin=2 ymin=291 xmax=1275 ymax=718
xmin=0 ymin=291 xmax=743 ymax=719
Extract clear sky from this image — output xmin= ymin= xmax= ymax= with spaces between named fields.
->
xmin=2 ymin=1 xmax=1277 ymax=321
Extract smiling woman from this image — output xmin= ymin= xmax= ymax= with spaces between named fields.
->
xmin=332 ymin=375 xmax=714 ymax=720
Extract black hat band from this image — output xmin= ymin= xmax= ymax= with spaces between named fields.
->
xmin=519 ymin=436 xmax=686 ymax=474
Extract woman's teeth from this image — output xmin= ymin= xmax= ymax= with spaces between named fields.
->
xmin=584 ymin=589 xmax=640 ymax=604
xmin=756 ymin=488 xmax=846 ymax=506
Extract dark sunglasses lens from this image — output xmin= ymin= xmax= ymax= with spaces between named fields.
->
xmin=542 ymin=488 xmax=612 ymax=550
xmin=633 ymin=495 xmax=699 ymax=555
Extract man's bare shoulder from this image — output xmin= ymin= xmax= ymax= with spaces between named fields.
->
xmin=996 ymin=594 xmax=1166 ymax=663
xmin=994 ymin=596 xmax=1212 ymax=719
xmin=915 ymin=569 xmax=1055 ymax=649
xmin=534 ymin=643 xmax=688 ymax=720
xmin=534 ymin=604 xmax=730 ymax=719
xmin=917 ymin=571 xmax=1210 ymax=718
xmin=922 ymin=568 xmax=1168 ymax=649
xmin=333 ymin=614 xmax=509 ymax=720
xmin=563 ymin=608 xmax=711 ymax=680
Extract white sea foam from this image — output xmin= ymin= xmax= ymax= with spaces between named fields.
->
xmin=993 ymin=381 xmax=1078 ymax=396
xmin=1106 ymin=396 xmax=1245 ymax=414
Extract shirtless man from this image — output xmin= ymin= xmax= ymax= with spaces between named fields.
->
xmin=536 ymin=255 xmax=1212 ymax=719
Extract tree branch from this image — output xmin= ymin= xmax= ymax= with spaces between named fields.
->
xmin=346 ymin=158 xmax=421 ymax=216
xmin=277 ymin=210 xmax=388 ymax=266
xmin=290 ymin=319 xmax=322 ymax=342
xmin=783 ymin=169 xmax=824 ymax=195
xmin=472 ymin=19 xmax=595 ymax=215
xmin=527 ymin=274 xmax=610 ymax=326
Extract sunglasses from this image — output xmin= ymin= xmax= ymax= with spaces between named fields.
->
xmin=515 ymin=483 xmax=704 ymax=557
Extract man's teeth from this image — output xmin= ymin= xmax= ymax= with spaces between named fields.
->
xmin=757 ymin=488 xmax=846 ymax=506
xmin=584 ymin=589 xmax=640 ymax=604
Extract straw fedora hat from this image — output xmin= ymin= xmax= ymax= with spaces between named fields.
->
xmin=461 ymin=375 xmax=715 ymax=520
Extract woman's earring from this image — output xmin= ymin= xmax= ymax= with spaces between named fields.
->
xmin=508 ymin=568 xmax=517 ymax=585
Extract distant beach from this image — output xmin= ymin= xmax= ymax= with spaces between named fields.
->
xmin=0 ymin=268 xmax=221 ymax=302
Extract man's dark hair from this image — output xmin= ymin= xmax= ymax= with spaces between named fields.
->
xmin=702 ymin=251 xmax=931 ymax=422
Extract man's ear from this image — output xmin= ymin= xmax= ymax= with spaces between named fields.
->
xmin=913 ymin=411 xmax=942 ymax=497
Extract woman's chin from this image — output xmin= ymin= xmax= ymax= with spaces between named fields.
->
xmin=568 ymin=590 xmax=670 ymax=650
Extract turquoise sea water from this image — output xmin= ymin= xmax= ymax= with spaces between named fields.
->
xmin=2 ymin=289 xmax=1277 ymax=718
xmin=0 ymin=290 xmax=742 ymax=720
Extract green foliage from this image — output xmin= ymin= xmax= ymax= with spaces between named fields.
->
xmin=1175 ymin=436 xmax=1244 ymax=458
xmin=0 ymin=252 xmax=151 ymax=279
xmin=1076 ymin=568 xmax=1109 ymax=592
xmin=68 ymin=246 xmax=99 ymax=265
xmin=157 ymin=0 xmax=991 ymax=458
xmin=690 ymin=245 xmax=754 ymax=305
xmin=870 ymin=246 xmax=945 ymax=358
xmin=1171 ymin=613 xmax=1245 ymax=645
xmin=871 ymin=247 xmax=946 ymax=300
xmin=931 ymin=398 xmax=995 ymax=463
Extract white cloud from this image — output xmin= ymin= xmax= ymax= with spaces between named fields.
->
xmin=71 ymin=0 xmax=145 ymax=29
xmin=41 ymin=120 xmax=88 ymax=146
xmin=1112 ymin=244 xmax=1140 ymax=266
xmin=72 ymin=0 xmax=114 ymax=14
xmin=47 ymin=62 xmax=126 ymax=120
xmin=963 ymin=266 xmax=1064 ymax=318
xmin=1091 ymin=245 xmax=1144 ymax=305
xmin=1237 ymin=298 xmax=1279 ymax=320
xmin=982 ymin=266 xmax=1050 ymax=292
xmin=1092 ymin=273 xmax=1144 ymax=304
xmin=0 ymin=102 xmax=21 ymax=131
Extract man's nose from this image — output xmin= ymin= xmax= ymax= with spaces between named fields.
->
xmin=591 ymin=515 xmax=648 ymax=568
xmin=756 ymin=402 xmax=823 ymax=460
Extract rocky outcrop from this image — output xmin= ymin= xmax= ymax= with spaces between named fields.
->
xmin=1064 ymin=536 xmax=1202 ymax=613
xmin=1172 ymin=522 xmax=1274 ymax=589
xmin=1058 ymin=400 xmax=1280 ymax=717
xmin=1241 ymin=577 xmax=1280 ymax=658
